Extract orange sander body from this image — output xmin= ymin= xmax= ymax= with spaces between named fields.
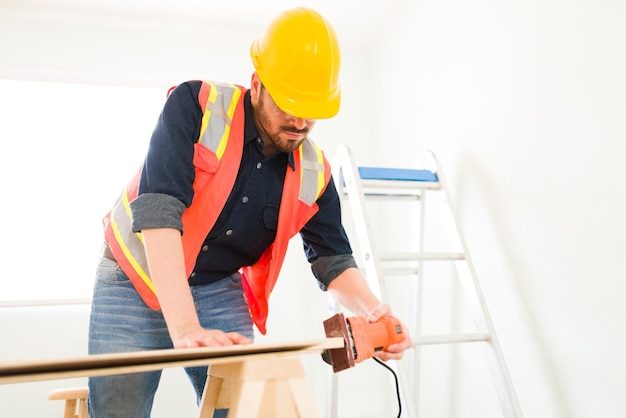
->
xmin=322 ymin=312 xmax=404 ymax=373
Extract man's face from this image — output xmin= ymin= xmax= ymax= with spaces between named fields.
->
xmin=255 ymin=85 xmax=316 ymax=153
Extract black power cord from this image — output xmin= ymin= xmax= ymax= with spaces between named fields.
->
xmin=373 ymin=357 xmax=402 ymax=418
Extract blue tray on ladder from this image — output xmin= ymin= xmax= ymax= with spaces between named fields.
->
xmin=358 ymin=166 xmax=438 ymax=182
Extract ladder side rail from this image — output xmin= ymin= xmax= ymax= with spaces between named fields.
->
xmin=452 ymin=260 xmax=523 ymax=418
xmin=333 ymin=145 xmax=389 ymax=302
xmin=431 ymin=152 xmax=523 ymax=418
xmin=408 ymin=187 xmax=427 ymax=414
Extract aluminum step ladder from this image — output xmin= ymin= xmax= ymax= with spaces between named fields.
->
xmin=327 ymin=144 xmax=523 ymax=417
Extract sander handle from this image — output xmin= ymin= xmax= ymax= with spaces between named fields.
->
xmin=347 ymin=315 xmax=404 ymax=362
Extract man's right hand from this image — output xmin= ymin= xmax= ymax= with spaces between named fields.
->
xmin=173 ymin=327 xmax=253 ymax=349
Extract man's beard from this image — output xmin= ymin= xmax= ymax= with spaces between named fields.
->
xmin=269 ymin=126 xmax=309 ymax=152
xmin=257 ymin=98 xmax=310 ymax=152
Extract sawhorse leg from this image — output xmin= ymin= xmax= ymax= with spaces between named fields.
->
xmin=199 ymin=356 xmax=319 ymax=418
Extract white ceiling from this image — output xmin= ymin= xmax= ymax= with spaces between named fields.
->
xmin=3 ymin=0 xmax=408 ymax=49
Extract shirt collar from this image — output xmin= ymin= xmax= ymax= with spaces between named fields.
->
xmin=244 ymin=90 xmax=296 ymax=170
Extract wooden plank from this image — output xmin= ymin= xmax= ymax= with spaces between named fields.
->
xmin=0 ymin=338 xmax=343 ymax=385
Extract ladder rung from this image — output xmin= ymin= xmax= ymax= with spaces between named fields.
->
xmin=382 ymin=267 xmax=419 ymax=276
xmin=361 ymin=179 xmax=441 ymax=192
xmin=380 ymin=252 xmax=465 ymax=262
xmin=340 ymin=190 xmax=422 ymax=201
xmin=413 ymin=333 xmax=491 ymax=346
xmin=361 ymin=192 xmax=422 ymax=201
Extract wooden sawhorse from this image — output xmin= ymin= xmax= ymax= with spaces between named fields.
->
xmin=48 ymin=357 xmax=319 ymax=418
xmin=200 ymin=356 xmax=319 ymax=418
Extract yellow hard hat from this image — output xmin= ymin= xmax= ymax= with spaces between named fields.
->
xmin=250 ymin=7 xmax=341 ymax=119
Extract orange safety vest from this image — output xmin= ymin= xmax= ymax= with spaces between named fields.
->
xmin=102 ymin=80 xmax=331 ymax=334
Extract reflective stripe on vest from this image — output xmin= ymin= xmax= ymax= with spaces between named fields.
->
xmin=297 ymin=138 xmax=326 ymax=206
xmin=197 ymin=81 xmax=241 ymax=156
xmin=108 ymin=182 xmax=152 ymax=292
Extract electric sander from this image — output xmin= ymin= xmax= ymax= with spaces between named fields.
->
xmin=321 ymin=312 xmax=404 ymax=372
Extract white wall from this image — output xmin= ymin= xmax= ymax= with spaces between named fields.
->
xmin=2 ymin=1 xmax=625 ymax=417
xmin=369 ymin=0 xmax=626 ymax=417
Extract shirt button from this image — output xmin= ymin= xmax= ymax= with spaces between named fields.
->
xmin=242 ymin=196 xmax=249 ymax=203
xmin=225 ymin=229 xmax=233 ymax=237
xmin=256 ymin=162 xmax=262 ymax=169
xmin=202 ymin=245 xmax=209 ymax=251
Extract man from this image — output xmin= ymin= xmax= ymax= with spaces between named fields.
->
xmin=88 ymin=7 xmax=411 ymax=418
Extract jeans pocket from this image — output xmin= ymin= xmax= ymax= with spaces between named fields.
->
xmin=228 ymin=272 xmax=243 ymax=288
xmin=95 ymin=257 xmax=132 ymax=286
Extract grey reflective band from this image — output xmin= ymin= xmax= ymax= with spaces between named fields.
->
xmin=299 ymin=138 xmax=325 ymax=206
xmin=198 ymin=82 xmax=236 ymax=151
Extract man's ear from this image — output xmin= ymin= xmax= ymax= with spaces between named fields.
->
xmin=250 ymin=72 xmax=262 ymax=101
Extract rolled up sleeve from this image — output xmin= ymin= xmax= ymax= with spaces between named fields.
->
xmin=311 ymin=254 xmax=359 ymax=291
xmin=130 ymin=192 xmax=186 ymax=233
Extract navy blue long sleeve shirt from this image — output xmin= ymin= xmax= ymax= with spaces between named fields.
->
xmin=129 ymin=81 xmax=356 ymax=290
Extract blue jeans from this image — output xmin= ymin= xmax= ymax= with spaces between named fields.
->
xmin=87 ymin=257 xmax=254 ymax=418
